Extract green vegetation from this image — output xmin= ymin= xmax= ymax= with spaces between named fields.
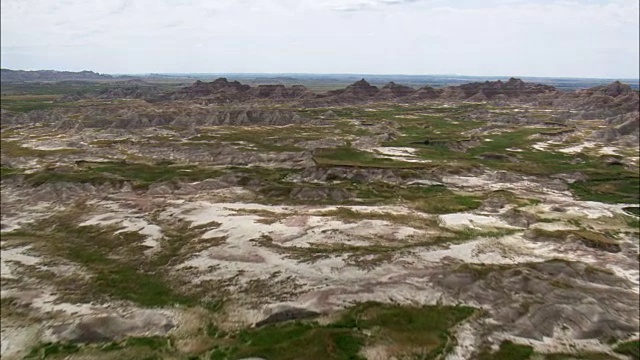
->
xmin=319 ymin=207 xmax=437 ymax=229
xmin=0 ymin=95 xmax=68 ymax=112
xmin=570 ymin=177 xmax=640 ymax=204
xmin=625 ymin=215 xmax=640 ymax=231
xmin=25 ymin=160 xmax=223 ymax=189
xmin=544 ymin=353 xmax=619 ymax=360
xmin=25 ymin=342 xmax=80 ymax=359
xmin=229 ymin=302 xmax=473 ymax=360
xmin=26 ymin=337 xmax=173 ymax=360
xmin=260 ymin=179 xmax=483 ymax=214
xmin=0 ymin=166 xmax=23 ymax=178
xmin=352 ymin=183 xmax=483 ymax=214
xmin=384 ymin=112 xmax=484 ymax=147
xmin=24 ymin=303 xmax=475 ymax=360
xmin=372 ymin=112 xmax=638 ymax=205
xmin=527 ymin=228 xmax=622 ymax=251
xmin=29 ymin=218 xmax=191 ymax=306
xmin=0 ymin=139 xmax=81 ymax=157
xmin=88 ymin=138 xmax=135 ymax=147
xmin=2 ymin=210 xmax=224 ymax=308
xmin=2 ymin=81 xmax=116 ymax=96
xmin=102 ymin=336 xmax=170 ymax=352
xmin=233 ymin=322 xmax=364 ymax=360
xmin=235 ymin=303 xmax=472 ymax=359
xmin=184 ymin=121 xmax=370 ymax=153
xmin=189 ymin=125 xmax=321 ymax=152
xmin=624 ymin=207 xmax=640 ymax=216
xmin=255 ymin=226 xmax=515 ymax=268
xmin=614 ymin=339 xmax=640 ymax=360
xmin=0 ymin=81 xmax=180 ymax=112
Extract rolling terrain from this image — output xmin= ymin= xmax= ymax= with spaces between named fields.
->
xmin=1 ymin=73 xmax=639 ymax=360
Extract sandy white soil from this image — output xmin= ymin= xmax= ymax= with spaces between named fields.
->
xmin=531 ymin=140 xmax=562 ymax=151
xmin=497 ymin=328 xmax=633 ymax=357
xmin=80 ymin=206 xmax=163 ymax=252
xmin=1 ymin=246 xmax=41 ymax=279
xmin=1 ymin=184 xmax=637 ymax=359
xmin=446 ymin=321 xmax=478 ymax=360
xmin=0 ymin=324 xmax=40 ymax=360
xmin=439 ymin=213 xmax=517 ymax=229
xmin=370 ymin=147 xmax=432 ymax=163
xmin=599 ymin=146 xmax=620 ymax=155
xmin=557 ymin=141 xmax=597 ymax=154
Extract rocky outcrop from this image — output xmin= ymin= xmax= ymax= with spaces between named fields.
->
xmin=436 ymin=260 xmax=638 ymax=341
xmin=1 ymin=68 xmax=114 ymax=82
xmin=146 ymin=78 xmax=250 ymax=103
xmin=330 ymin=79 xmax=380 ymax=98
xmin=158 ymin=78 xmax=312 ymax=103
xmin=410 ymin=86 xmax=443 ymax=100
xmin=592 ymin=113 xmax=639 ymax=143
xmin=260 ymin=185 xmax=353 ymax=201
xmin=132 ymin=145 xmax=314 ymax=168
xmin=3 ymin=79 xmax=637 ymax=133
xmin=50 ymin=310 xmax=174 ymax=343
xmin=248 ymin=84 xmax=312 ymax=100
xmin=556 ymin=80 xmax=639 ymax=119
xmin=287 ymin=166 xmax=436 ymax=185
xmin=254 ymin=307 xmax=319 ymax=327
xmin=2 ymin=106 xmax=314 ymax=129
xmin=439 ymin=78 xmax=557 ymax=102
xmin=377 ymin=82 xmax=416 ymax=99
xmin=43 ymin=76 xmax=634 ymax=112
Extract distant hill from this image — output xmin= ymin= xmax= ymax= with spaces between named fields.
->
xmin=0 ymin=68 xmax=113 ymax=82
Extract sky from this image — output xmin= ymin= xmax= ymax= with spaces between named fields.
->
xmin=1 ymin=0 xmax=639 ymax=78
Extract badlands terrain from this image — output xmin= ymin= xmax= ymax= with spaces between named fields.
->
xmin=0 ymin=74 xmax=639 ymax=360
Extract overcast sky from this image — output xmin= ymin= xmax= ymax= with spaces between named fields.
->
xmin=1 ymin=0 xmax=638 ymax=78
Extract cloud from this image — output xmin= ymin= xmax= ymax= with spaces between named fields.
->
xmin=108 ymin=0 xmax=132 ymax=14
xmin=1 ymin=0 xmax=638 ymax=78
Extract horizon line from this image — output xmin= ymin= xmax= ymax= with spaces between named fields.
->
xmin=2 ymin=68 xmax=639 ymax=81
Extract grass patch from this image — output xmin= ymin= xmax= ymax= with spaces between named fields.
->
xmin=527 ymin=229 xmax=621 ymax=252
xmin=254 ymin=226 xmax=514 ymax=267
xmin=0 ymin=96 xmax=67 ymax=112
xmin=25 ymin=160 xmax=223 ymax=189
xmin=41 ymin=225 xmax=192 ymax=307
xmin=1 ymin=140 xmax=81 ymax=157
xmin=318 ymin=207 xmax=437 ymax=229
xmin=3 ymin=210 xmax=224 ymax=308
xmin=27 ymin=336 xmax=173 ymax=359
xmin=25 ymin=342 xmax=80 ymax=359
xmin=25 ymin=303 xmax=476 ymax=360
xmin=544 ymin=353 xmax=619 ymax=360
xmin=623 ymin=207 xmax=640 ymax=216
xmin=255 ymin=176 xmax=482 ymax=214
xmin=384 ymin=114 xmax=484 ymax=148
xmin=614 ymin=339 xmax=639 ymax=360
xmin=190 ymin=124 xmax=334 ymax=152
xmin=353 ymin=183 xmax=483 ymax=214
xmin=0 ymin=166 xmax=23 ymax=178
xmin=570 ymin=177 xmax=640 ymax=204
xmin=236 ymin=323 xmax=363 ymax=360
xmin=230 ymin=302 xmax=475 ymax=360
